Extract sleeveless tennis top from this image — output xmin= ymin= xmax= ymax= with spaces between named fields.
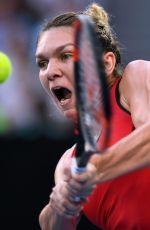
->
xmin=82 ymin=78 xmax=150 ymax=229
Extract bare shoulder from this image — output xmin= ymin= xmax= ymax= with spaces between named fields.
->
xmin=121 ymin=59 xmax=150 ymax=84
xmin=54 ymin=144 xmax=76 ymax=183
xmin=120 ymin=60 xmax=150 ymax=105
xmin=119 ymin=60 xmax=150 ymax=126
xmin=125 ymin=59 xmax=150 ymax=69
xmin=119 ymin=60 xmax=150 ymax=112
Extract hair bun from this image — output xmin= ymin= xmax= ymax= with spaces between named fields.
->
xmin=84 ymin=3 xmax=109 ymax=27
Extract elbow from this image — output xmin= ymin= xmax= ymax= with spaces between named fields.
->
xmin=39 ymin=205 xmax=50 ymax=230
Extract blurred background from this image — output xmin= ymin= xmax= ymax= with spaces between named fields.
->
xmin=0 ymin=0 xmax=150 ymax=229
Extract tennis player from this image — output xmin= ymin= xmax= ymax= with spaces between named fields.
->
xmin=35 ymin=3 xmax=150 ymax=229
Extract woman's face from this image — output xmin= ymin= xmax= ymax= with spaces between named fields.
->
xmin=36 ymin=26 xmax=76 ymax=119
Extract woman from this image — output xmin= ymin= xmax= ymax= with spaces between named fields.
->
xmin=35 ymin=3 xmax=150 ymax=230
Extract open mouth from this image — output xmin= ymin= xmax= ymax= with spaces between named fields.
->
xmin=52 ymin=87 xmax=72 ymax=105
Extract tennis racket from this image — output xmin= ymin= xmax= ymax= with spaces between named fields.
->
xmin=71 ymin=15 xmax=111 ymax=177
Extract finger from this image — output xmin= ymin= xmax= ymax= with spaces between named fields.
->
xmin=63 ymin=199 xmax=83 ymax=217
xmin=68 ymin=178 xmax=96 ymax=196
xmin=50 ymin=196 xmax=82 ymax=218
xmin=67 ymin=180 xmax=84 ymax=194
xmin=72 ymin=171 xmax=96 ymax=184
xmin=50 ymin=188 xmax=82 ymax=214
xmin=72 ymin=163 xmax=97 ymax=183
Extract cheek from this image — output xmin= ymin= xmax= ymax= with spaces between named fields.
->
xmin=65 ymin=61 xmax=74 ymax=85
xmin=39 ymin=74 xmax=49 ymax=92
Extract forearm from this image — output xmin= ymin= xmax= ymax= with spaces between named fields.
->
xmin=39 ymin=203 xmax=77 ymax=230
xmin=91 ymin=122 xmax=150 ymax=182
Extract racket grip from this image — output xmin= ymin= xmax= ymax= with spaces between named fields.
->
xmin=71 ymin=157 xmax=87 ymax=174
xmin=71 ymin=158 xmax=86 ymax=202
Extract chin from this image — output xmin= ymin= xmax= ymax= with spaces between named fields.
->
xmin=63 ymin=109 xmax=77 ymax=120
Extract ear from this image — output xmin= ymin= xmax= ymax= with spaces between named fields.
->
xmin=103 ymin=52 xmax=116 ymax=76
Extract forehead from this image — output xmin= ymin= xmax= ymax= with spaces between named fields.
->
xmin=36 ymin=26 xmax=75 ymax=55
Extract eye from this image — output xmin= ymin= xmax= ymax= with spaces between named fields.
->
xmin=60 ymin=52 xmax=73 ymax=62
xmin=36 ymin=60 xmax=48 ymax=70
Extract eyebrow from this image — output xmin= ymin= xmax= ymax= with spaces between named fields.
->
xmin=35 ymin=43 xmax=75 ymax=59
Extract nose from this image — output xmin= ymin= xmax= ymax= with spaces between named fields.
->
xmin=47 ymin=59 xmax=62 ymax=81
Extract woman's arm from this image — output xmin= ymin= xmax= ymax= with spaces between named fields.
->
xmin=90 ymin=121 xmax=150 ymax=183
xmin=91 ymin=60 xmax=150 ymax=182
xmin=39 ymin=203 xmax=78 ymax=230
xmin=39 ymin=147 xmax=80 ymax=230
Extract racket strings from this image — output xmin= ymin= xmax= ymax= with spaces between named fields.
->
xmin=80 ymin=28 xmax=107 ymax=135
xmin=74 ymin=16 xmax=111 ymax=159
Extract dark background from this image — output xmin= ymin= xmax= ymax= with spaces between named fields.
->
xmin=1 ymin=131 xmax=73 ymax=230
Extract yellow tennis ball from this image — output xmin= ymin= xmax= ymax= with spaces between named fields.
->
xmin=0 ymin=52 xmax=12 ymax=84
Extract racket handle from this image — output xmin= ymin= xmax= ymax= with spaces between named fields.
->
xmin=71 ymin=157 xmax=87 ymax=173
xmin=71 ymin=158 xmax=86 ymax=202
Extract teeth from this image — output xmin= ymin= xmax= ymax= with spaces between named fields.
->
xmin=60 ymin=98 xmax=70 ymax=105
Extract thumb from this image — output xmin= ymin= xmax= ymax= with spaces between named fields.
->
xmin=90 ymin=153 xmax=100 ymax=165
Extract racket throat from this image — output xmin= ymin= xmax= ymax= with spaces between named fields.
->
xmin=76 ymin=148 xmax=97 ymax=167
